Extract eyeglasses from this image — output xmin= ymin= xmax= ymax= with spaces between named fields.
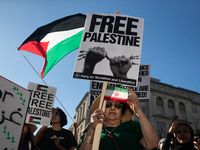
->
xmin=194 ymin=138 xmax=200 ymax=141
xmin=106 ymin=102 xmax=122 ymax=109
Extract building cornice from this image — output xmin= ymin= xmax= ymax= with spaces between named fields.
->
xmin=150 ymin=78 xmax=200 ymax=96
xmin=151 ymin=88 xmax=192 ymax=101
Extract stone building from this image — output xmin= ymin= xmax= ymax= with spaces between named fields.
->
xmin=69 ymin=77 xmax=200 ymax=143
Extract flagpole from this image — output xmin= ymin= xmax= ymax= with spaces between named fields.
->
xmin=19 ymin=50 xmax=74 ymax=122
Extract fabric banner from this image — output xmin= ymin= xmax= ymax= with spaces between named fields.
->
xmin=18 ymin=13 xmax=86 ymax=78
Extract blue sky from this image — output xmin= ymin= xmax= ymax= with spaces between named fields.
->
xmin=0 ymin=1 xmax=200 ymax=129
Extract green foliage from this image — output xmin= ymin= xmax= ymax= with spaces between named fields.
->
xmin=12 ymin=86 xmax=25 ymax=106
xmin=2 ymin=125 xmax=15 ymax=143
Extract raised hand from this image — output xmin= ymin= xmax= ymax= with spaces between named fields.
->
xmin=108 ymin=55 xmax=132 ymax=78
xmin=83 ymin=47 xmax=107 ymax=74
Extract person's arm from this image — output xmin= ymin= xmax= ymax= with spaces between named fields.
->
xmin=127 ymin=88 xmax=158 ymax=150
xmin=80 ymin=109 xmax=106 ymax=150
xmin=33 ymin=126 xmax=48 ymax=147
xmin=162 ymin=133 xmax=174 ymax=150
xmin=162 ymin=121 xmax=178 ymax=150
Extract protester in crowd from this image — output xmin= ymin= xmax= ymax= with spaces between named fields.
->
xmin=37 ymin=107 xmax=77 ymax=150
xmin=19 ymin=123 xmax=47 ymax=150
xmin=194 ymin=134 xmax=200 ymax=150
xmin=158 ymin=138 xmax=166 ymax=150
xmin=162 ymin=122 xmax=197 ymax=150
xmin=19 ymin=123 xmax=37 ymax=150
xmin=78 ymin=88 xmax=158 ymax=150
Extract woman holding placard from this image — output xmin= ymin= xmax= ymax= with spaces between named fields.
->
xmin=78 ymin=87 xmax=158 ymax=150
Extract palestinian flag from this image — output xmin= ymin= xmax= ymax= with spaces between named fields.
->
xmin=37 ymin=84 xmax=48 ymax=92
xmin=29 ymin=116 xmax=41 ymax=124
xmin=104 ymin=85 xmax=129 ymax=103
xmin=18 ymin=13 xmax=86 ymax=78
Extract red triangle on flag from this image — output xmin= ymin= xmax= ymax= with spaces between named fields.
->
xmin=37 ymin=85 xmax=41 ymax=90
xmin=29 ymin=116 xmax=33 ymax=122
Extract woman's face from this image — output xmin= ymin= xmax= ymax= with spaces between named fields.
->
xmin=176 ymin=125 xmax=191 ymax=144
xmin=51 ymin=109 xmax=61 ymax=124
xmin=105 ymin=101 xmax=122 ymax=122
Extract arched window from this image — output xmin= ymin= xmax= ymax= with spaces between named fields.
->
xmin=179 ymin=102 xmax=186 ymax=120
xmin=168 ymin=99 xmax=175 ymax=117
xmin=156 ymin=97 xmax=163 ymax=115
xmin=157 ymin=121 xmax=166 ymax=139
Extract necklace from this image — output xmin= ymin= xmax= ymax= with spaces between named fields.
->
xmin=104 ymin=126 xmax=117 ymax=137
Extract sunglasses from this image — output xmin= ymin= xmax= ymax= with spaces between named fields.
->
xmin=106 ymin=102 xmax=122 ymax=109
xmin=194 ymin=138 xmax=200 ymax=141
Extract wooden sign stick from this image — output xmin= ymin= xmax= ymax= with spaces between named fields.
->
xmin=92 ymin=81 xmax=108 ymax=150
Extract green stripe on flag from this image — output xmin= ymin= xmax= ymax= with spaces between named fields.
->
xmin=30 ymin=121 xmax=40 ymax=124
xmin=44 ymin=30 xmax=84 ymax=77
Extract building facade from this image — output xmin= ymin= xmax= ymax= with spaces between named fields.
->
xmin=69 ymin=77 xmax=200 ymax=143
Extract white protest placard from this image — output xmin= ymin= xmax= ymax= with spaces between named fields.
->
xmin=88 ymin=64 xmax=150 ymax=109
xmin=25 ymin=82 xmax=57 ymax=126
xmin=0 ymin=76 xmax=30 ymax=150
xmin=73 ymin=13 xmax=144 ymax=86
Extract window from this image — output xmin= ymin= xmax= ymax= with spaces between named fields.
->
xmin=179 ymin=102 xmax=185 ymax=111
xmin=168 ymin=100 xmax=174 ymax=109
xmin=141 ymin=106 xmax=146 ymax=113
xmin=194 ymin=118 xmax=198 ymax=124
xmin=156 ymin=97 xmax=163 ymax=115
xmin=157 ymin=108 xmax=162 ymax=115
xmin=157 ymin=122 xmax=166 ymax=139
xmin=156 ymin=97 xmax=163 ymax=106
xmin=179 ymin=102 xmax=186 ymax=121
xmin=193 ymin=107 xmax=197 ymax=113
xmin=168 ymin=100 xmax=175 ymax=117
xmin=169 ymin=112 xmax=174 ymax=118
xmin=179 ymin=113 xmax=186 ymax=120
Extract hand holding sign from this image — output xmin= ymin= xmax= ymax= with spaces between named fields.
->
xmin=83 ymin=46 xmax=107 ymax=74
xmin=108 ymin=55 xmax=132 ymax=78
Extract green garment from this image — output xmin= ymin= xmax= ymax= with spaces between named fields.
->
xmin=39 ymin=128 xmax=77 ymax=150
xmin=77 ymin=120 xmax=143 ymax=150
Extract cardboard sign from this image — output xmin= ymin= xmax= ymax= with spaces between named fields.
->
xmin=0 ymin=76 xmax=30 ymax=150
xmin=88 ymin=64 xmax=150 ymax=109
xmin=25 ymin=82 xmax=57 ymax=126
xmin=73 ymin=13 xmax=144 ymax=86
